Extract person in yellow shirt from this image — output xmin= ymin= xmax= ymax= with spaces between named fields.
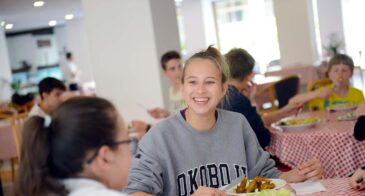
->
xmin=290 ymin=54 xmax=364 ymax=111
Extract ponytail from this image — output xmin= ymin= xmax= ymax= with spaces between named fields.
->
xmin=182 ymin=45 xmax=230 ymax=84
xmin=15 ymin=97 xmax=118 ymax=195
xmin=14 ymin=116 xmax=67 ymax=196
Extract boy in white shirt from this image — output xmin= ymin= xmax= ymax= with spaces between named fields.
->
xmin=29 ymin=77 xmax=66 ymax=117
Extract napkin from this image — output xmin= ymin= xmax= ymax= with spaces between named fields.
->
xmin=290 ymin=181 xmax=326 ymax=195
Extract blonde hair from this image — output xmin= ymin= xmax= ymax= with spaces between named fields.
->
xmin=181 ymin=45 xmax=230 ymax=84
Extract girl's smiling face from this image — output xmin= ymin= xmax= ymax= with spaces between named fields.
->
xmin=182 ymin=58 xmax=227 ymax=117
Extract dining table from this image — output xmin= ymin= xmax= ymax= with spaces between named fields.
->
xmin=300 ymin=178 xmax=365 ymax=195
xmin=268 ymin=110 xmax=365 ymax=178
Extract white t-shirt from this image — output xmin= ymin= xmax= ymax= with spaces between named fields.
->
xmin=62 ymin=60 xmax=80 ymax=84
xmin=62 ymin=178 xmax=128 ymax=196
xmin=28 ymin=104 xmax=48 ymax=118
xmin=168 ymin=87 xmax=185 ymax=114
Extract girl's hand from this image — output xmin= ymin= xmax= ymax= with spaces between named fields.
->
xmin=297 ymin=159 xmax=323 ymax=181
xmin=147 ymin=107 xmax=170 ymax=119
xmin=349 ymin=169 xmax=365 ymax=190
xmin=280 ymin=159 xmax=323 ymax=183
xmin=192 ymin=186 xmax=226 ymax=196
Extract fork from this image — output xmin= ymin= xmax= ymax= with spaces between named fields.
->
xmin=334 ymin=80 xmax=342 ymax=91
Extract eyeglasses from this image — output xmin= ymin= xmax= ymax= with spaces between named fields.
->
xmin=86 ymin=138 xmax=137 ymax=164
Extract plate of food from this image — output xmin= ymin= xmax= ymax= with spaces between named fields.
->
xmin=327 ymin=103 xmax=357 ymax=112
xmin=337 ymin=112 xmax=357 ymax=121
xmin=226 ymin=176 xmax=287 ymax=195
xmin=274 ymin=117 xmax=320 ymax=131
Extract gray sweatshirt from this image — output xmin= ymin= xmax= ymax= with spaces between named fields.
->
xmin=124 ymin=109 xmax=281 ymax=196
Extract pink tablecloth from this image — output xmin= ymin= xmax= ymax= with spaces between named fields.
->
xmin=269 ymin=111 xmax=365 ymax=178
xmin=265 ymin=65 xmax=319 ymax=85
xmin=305 ymin=178 xmax=365 ymax=196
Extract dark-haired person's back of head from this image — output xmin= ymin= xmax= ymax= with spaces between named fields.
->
xmin=223 ymin=48 xmax=272 ymax=148
xmin=15 ymin=97 xmax=132 ymax=196
xmin=28 ymin=77 xmax=66 ymax=117
xmin=66 ymin=52 xmax=73 ymax=60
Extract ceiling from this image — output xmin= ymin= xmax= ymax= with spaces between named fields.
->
xmin=0 ymin=0 xmax=83 ymax=33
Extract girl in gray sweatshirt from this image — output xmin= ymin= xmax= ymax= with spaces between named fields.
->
xmin=125 ymin=46 xmax=322 ymax=196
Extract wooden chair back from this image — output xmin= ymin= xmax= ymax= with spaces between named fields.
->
xmin=0 ymin=120 xmax=17 ymax=160
xmin=307 ymin=78 xmax=332 ymax=92
xmin=256 ymin=75 xmax=300 ymax=113
xmin=11 ymin=112 xmax=28 ymax=157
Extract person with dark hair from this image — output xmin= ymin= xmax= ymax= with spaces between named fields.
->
xmin=15 ymin=97 xmax=133 ymax=196
xmin=28 ymin=77 xmax=66 ymax=117
xmin=290 ymin=54 xmax=364 ymax=110
xmin=62 ymin=52 xmax=81 ymax=91
xmin=131 ymin=50 xmax=184 ymax=136
xmin=222 ymin=48 xmax=302 ymax=148
xmin=148 ymin=50 xmax=184 ymax=118
xmin=124 ymin=46 xmax=322 ymax=196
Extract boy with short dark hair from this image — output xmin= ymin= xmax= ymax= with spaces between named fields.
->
xmin=29 ymin=77 xmax=66 ymax=117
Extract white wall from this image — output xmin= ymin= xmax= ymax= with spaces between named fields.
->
xmin=6 ymin=34 xmax=36 ymax=69
xmin=273 ymin=0 xmax=318 ymax=67
xmin=0 ymin=26 xmax=12 ymax=101
xmin=6 ymin=34 xmax=59 ymax=69
xmin=65 ymin=18 xmax=94 ymax=83
xmin=316 ymin=0 xmax=345 ymax=56
xmin=54 ymin=25 xmax=68 ymax=56
xmin=34 ymin=35 xmax=59 ymax=66
xmin=82 ymin=0 xmax=180 ymax=123
xmin=181 ymin=0 xmax=217 ymax=56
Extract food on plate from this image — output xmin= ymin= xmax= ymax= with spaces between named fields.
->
xmin=258 ymin=189 xmax=292 ymax=196
xmin=278 ymin=117 xmax=319 ymax=126
xmin=337 ymin=112 xmax=356 ymax=121
xmin=328 ymin=103 xmax=357 ymax=111
xmin=235 ymin=176 xmax=275 ymax=193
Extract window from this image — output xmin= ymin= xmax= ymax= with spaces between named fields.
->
xmin=212 ymin=0 xmax=280 ymax=73
xmin=342 ymin=0 xmax=365 ymax=68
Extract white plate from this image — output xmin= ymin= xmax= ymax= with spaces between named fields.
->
xmin=327 ymin=103 xmax=357 ymax=112
xmin=337 ymin=112 xmax=357 ymax=121
xmin=226 ymin=178 xmax=287 ymax=195
xmin=273 ymin=117 xmax=320 ymax=132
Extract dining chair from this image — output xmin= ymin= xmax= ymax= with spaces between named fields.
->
xmin=255 ymin=75 xmax=300 ymax=114
xmin=0 ymin=119 xmax=18 ymax=182
xmin=11 ymin=112 xmax=28 ymax=158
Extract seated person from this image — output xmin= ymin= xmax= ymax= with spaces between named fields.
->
xmin=290 ymin=54 xmax=364 ymax=110
xmin=29 ymin=77 xmax=66 ymax=117
xmin=124 ymin=46 xmax=322 ymax=196
xmin=131 ymin=51 xmax=184 ymax=136
xmin=148 ymin=50 xmax=184 ymax=118
xmin=354 ymin=102 xmax=365 ymax=141
xmin=223 ymin=48 xmax=302 ymax=148
xmin=15 ymin=97 xmax=133 ymax=195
